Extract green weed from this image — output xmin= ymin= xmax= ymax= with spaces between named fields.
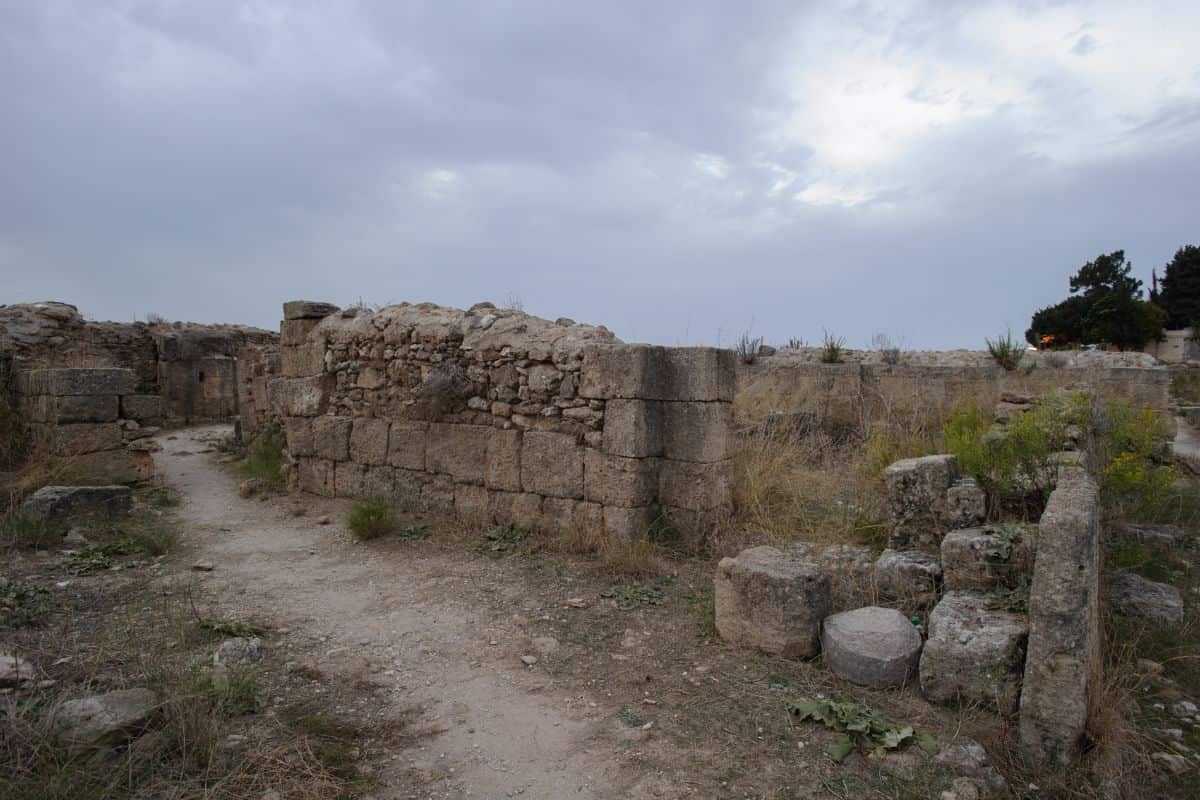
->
xmin=786 ymin=697 xmax=936 ymax=763
xmin=347 ymin=497 xmax=396 ymax=540
xmin=0 ymin=578 xmax=51 ymax=627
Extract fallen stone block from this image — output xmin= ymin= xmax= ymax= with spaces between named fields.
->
xmin=1109 ymin=570 xmax=1184 ymax=627
xmin=920 ymin=591 xmax=1028 ymax=713
xmin=715 ymin=546 xmax=831 ymax=658
xmin=885 ymin=454 xmax=959 ymax=549
xmin=941 ymin=527 xmax=1034 ymax=592
xmin=1018 ymin=467 xmax=1102 ymax=768
xmin=21 ymin=485 xmax=133 ymax=536
xmin=874 ymin=549 xmax=942 ymax=602
xmin=52 ymin=688 xmax=158 ymax=749
xmin=822 ymin=606 xmax=922 ymax=687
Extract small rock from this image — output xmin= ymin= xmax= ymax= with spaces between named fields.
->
xmin=1138 ymin=658 xmax=1165 ymax=677
xmin=1109 ymin=571 xmax=1184 ymax=626
xmin=192 ymin=561 xmax=215 ymax=572
xmin=934 ymin=737 xmax=1007 ymax=793
xmin=1151 ymin=751 xmax=1190 ymax=774
xmin=238 ymin=478 xmax=268 ymax=498
xmin=52 ymin=687 xmax=158 ymax=749
xmin=565 ymin=598 xmax=588 ymax=608
xmin=318 ymin=516 xmax=332 ymax=526
xmin=214 ymin=637 xmax=264 ymax=668
xmin=62 ymin=528 xmax=90 ymax=547
xmin=0 ymin=654 xmax=35 ymax=688
xmin=939 ymin=777 xmax=981 ymax=800
xmin=520 ymin=655 xmax=538 ymax=666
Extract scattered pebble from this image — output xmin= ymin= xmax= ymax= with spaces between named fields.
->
xmin=192 ymin=561 xmax=215 ymax=572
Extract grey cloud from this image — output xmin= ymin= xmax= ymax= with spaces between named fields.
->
xmin=1 ymin=0 xmax=1198 ymax=350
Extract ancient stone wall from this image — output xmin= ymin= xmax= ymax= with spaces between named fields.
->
xmin=0 ymin=302 xmax=277 ymax=426
xmin=737 ymin=351 xmax=1170 ymax=429
xmin=269 ymin=300 xmax=735 ymax=542
xmin=14 ymin=367 xmax=158 ymax=484
xmin=236 ymin=343 xmax=281 ymax=442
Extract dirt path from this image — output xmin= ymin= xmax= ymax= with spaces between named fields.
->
xmin=153 ymin=425 xmax=627 ymax=799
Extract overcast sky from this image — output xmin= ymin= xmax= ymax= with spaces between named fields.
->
xmin=2 ymin=1 xmax=1198 ymax=348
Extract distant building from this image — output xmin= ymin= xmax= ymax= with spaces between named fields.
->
xmin=1144 ymin=328 xmax=1200 ymax=363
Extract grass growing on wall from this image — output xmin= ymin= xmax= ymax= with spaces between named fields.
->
xmin=240 ymin=423 xmax=286 ymax=488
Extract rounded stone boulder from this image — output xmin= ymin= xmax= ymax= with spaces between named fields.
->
xmin=822 ymin=606 xmax=923 ymax=688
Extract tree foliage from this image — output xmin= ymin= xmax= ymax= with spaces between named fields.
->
xmin=1158 ymin=245 xmax=1200 ymax=329
xmin=1026 ymin=250 xmax=1165 ymax=350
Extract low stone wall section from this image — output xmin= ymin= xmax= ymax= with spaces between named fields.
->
xmin=1017 ymin=466 xmax=1102 ymax=768
xmin=15 ymin=367 xmax=157 ymax=484
xmin=269 ymin=300 xmax=736 ymax=542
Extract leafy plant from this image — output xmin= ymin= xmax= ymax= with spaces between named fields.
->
xmin=483 ymin=524 xmax=529 ymax=553
xmin=601 ymin=583 xmax=665 ymax=610
xmin=347 ymin=497 xmax=396 ymax=540
xmin=399 ymin=522 xmax=430 ymax=541
xmin=786 ymin=698 xmax=935 ymax=763
xmin=986 ymin=578 xmax=1030 ymax=613
xmin=0 ymin=511 xmax=55 ymax=549
xmin=984 ymin=522 xmax=1024 ymax=564
xmin=986 ymin=330 xmax=1025 ymax=371
xmin=821 ymin=330 xmax=846 ymax=364
xmin=66 ymin=538 xmax=143 ymax=574
xmin=736 ymin=332 xmax=764 ymax=365
xmin=197 ymin=617 xmax=269 ymax=638
xmin=618 ymin=707 xmax=646 ymax=728
xmin=0 ymin=578 xmax=51 ymax=627
xmin=241 ymin=422 xmax=286 ymax=487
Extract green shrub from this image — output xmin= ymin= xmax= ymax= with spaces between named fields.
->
xmin=347 ymin=497 xmax=396 ymax=540
xmin=0 ymin=578 xmax=51 ymax=627
xmin=1170 ymin=370 xmax=1200 ymax=404
xmin=986 ymin=330 xmax=1025 ymax=371
xmin=241 ymin=423 xmax=286 ymax=487
xmin=1095 ymin=399 xmax=1179 ymax=520
xmin=0 ymin=510 xmax=56 ymax=549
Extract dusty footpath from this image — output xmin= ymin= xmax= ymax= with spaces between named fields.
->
xmin=155 ymin=425 xmax=629 ymax=799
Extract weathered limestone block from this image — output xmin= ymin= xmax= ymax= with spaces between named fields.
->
xmin=521 ymin=431 xmax=583 ymax=499
xmin=945 ymin=480 xmax=987 ymax=529
xmin=885 ymin=454 xmax=960 ymax=549
xmin=454 ymin=483 xmax=491 ymax=524
xmin=488 ymin=491 xmax=543 ymax=530
xmin=387 ymin=421 xmax=427 ymax=471
xmin=601 ymin=399 xmax=663 ymax=458
xmin=658 ymin=459 xmax=731 ymax=510
xmin=297 ymin=457 xmax=335 ymax=496
xmin=525 ymin=363 xmax=563 ymax=396
xmin=21 ymin=485 xmax=133 ymax=535
xmin=822 ymin=606 xmax=923 ymax=688
xmin=119 ymin=394 xmax=162 ymax=425
xmin=579 ymin=344 xmax=666 ymax=400
xmin=283 ymin=417 xmax=314 ymax=457
xmin=426 ymin=423 xmax=489 ymax=484
xmin=350 ymin=418 xmax=390 ymax=466
xmin=661 ymin=401 xmax=731 ymax=462
xmin=542 ymin=497 xmax=603 ymax=535
xmin=662 ymin=347 xmax=736 ymax=402
xmin=268 ymin=376 xmax=330 ymax=417
xmin=312 ymin=416 xmax=352 ymax=461
xmin=283 ymin=300 xmax=340 ymax=320
xmin=49 ymin=423 xmax=123 ymax=456
xmin=874 ymin=549 xmax=942 ymax=601
xmin=583 ymin=450 xmax=657 ymax=507
xmin=55 ymin=450 xmax=154 ymax=485
xmin=485 ymin=429 xmax=522 ymax=492
xmin=24 ymin=368 xmax=138 ymax=397
xmin=280 ymin=318 xmax=320 ymax=346
xmin=362 ymin=465 xmax=394 ymax=498
xmin=333 ymin=461 xmax=367 ymax=497
xmin=941 ymin=528 xmax=1034 ymax=591
xmin=53 ymin=395 xmax=119 ymax=424
xmin=281 ymin=343 xmax=325 ymax=377
xmin=714 ymin=546 xmax=831 ymax=658
xmin=52 ymin=688 xmax=158 ymax=749
xmin=602 ymin=504 xmax=657 ymax=541
xmin=1109 ymin=570 xmax=1184 ymax=626
xmin=919 ymin=591 xmax=1028 ymax=713
xmin=1018 ymin=468 xmax=1101 ymax=768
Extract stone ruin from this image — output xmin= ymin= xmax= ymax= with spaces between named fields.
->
xmin=0 ymin=301 xmax=276 ymax=426
xmin=261 ymin=300 xmax=736 ymax=542
xmin=714 ymin=397 xmax=1186 ymax=774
